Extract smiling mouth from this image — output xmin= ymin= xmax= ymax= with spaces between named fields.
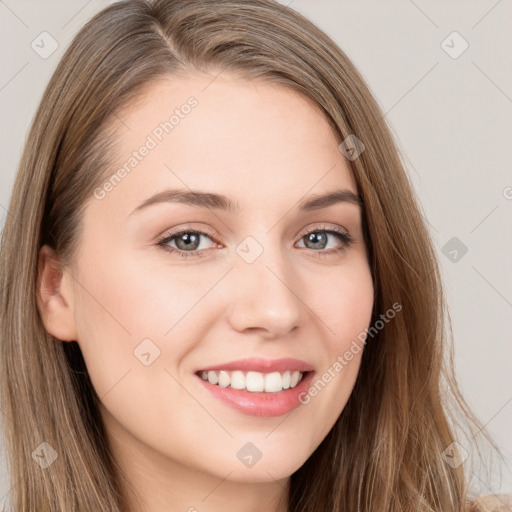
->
xmin=196 ymin=369 xmax=308 ymax=393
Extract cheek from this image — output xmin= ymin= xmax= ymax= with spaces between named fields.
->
xmin=298 ymin=262 xmax=373 ymax=436
xmin=72 ymin=252 xmax=226 ymax=401
xmin=75 ymin=250 xmax=215 ymax=339
xmin=72 ymin=257 xmax=201 ymax=448
xmin=314 ymin=261 xmax=374 ymax=352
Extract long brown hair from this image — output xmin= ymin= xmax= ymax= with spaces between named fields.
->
xmin=0 ymin=0 xmax=503 ymax=510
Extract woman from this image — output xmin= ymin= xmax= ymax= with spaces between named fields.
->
xmin=0 ymin=0 xmax=509 ymax=510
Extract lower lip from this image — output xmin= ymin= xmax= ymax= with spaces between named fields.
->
xmin=195 ymin=371 xmax=315 ymax=417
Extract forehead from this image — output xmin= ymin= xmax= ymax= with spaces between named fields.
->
xmin=92 ymin=73 xmax=358 ymax=218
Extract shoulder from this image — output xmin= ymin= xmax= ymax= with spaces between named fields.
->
xmin=466 ymin=494 xmax=512 ymax=512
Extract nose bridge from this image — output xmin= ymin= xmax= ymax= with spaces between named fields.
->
xmin=227 ymin=232 xmax=303 ymax=336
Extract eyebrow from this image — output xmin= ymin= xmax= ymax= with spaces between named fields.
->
xmin=127 ymin=188 xmax=362 ymax=217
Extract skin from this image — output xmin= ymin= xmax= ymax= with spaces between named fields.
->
xmin=37 ymin=73 xmax=374 ymax=512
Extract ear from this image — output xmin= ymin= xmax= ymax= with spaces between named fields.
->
xmin=36 ymin=244 xmax=78 ymax=342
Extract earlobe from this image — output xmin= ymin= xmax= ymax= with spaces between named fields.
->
xmin=36 ymin=244 xmax=78 ymax=342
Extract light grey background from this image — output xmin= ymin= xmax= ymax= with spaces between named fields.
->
xmin=1 ymin=0 xmax=511 ymax=504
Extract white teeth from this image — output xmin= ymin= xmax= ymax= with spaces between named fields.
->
xmin=230 ymin=371 xmax=245 ymax=390
xmin=198 ymin=369 xmax=305 ymax=392
xmin=264 ymin=372 xmax=282 ymax=392
xmin=246 ymin=371 xmax=264 ymax=392
xmin=207 ymin=370 xmax=218 ymax=385
xmin=218 ymin=370 xmax=230 ymax=388
xmin=282 ymin=370 xmax=291 ymax=389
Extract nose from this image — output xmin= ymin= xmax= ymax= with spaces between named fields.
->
xmin=225 ymin=242 xmax=304 ymax=339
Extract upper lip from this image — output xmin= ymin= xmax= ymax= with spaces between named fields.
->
xmin=196 ymin=357 xmax=314 ymax=373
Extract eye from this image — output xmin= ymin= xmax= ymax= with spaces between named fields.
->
xmin=296 ymin=226 xmax=354 ymax=257
xmin=157 ymin=228 xmax=218 ymax=259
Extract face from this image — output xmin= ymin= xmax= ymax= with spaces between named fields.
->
xmin=40 ymin=74 xmax=374 ymax=488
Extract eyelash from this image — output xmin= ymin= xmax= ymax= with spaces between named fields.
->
xmin=156 ymin=225 xmax=354 ymax=260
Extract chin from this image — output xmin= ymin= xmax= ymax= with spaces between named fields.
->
xmin=219 ymin=450 xmax=311 ymax=483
